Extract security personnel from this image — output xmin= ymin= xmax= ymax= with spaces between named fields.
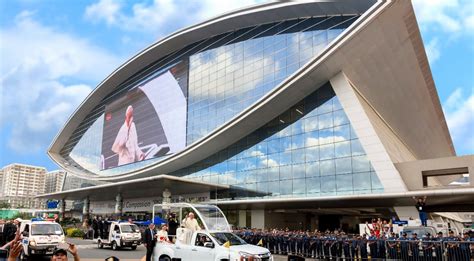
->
xmin=359 ymin=234 xmax=368 ymax=260
xmin=433 ymin=231 xmax=444 ymax=261
xmin=459 ymin=232 xmax=471 ymax=260
xmin=387 ymin=232 xmax=398 ymax=259
xmin=446 ymin=230 xmax=459 ymax=260
xmin=422 ymin=233 xmax=434 ymax=261
xmin=410 ymin=233 xmax=420 ymax=259
xmin=399 ymin=232 xmax=410 ymax=260
xmin=342 ymin=233 xmax=351 ymax=259
xmin=368 ymin=234 xmax=378 ymax=258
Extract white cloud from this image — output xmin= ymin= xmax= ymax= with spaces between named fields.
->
xmin=424 ymin=38 xmax=441 ymax=64
xmin=412 ymin=0 xmax=462 ymax=33
xmin=443 ymin=88 xmax=474 ymax=155
xmin=83 ymin=0 xmax=261 ymax=34
xmin=0 ymin=12 xmax=122 ymax=154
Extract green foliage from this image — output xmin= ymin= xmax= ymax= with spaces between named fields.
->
xmin=12 ymin=212 xmax=33 ymax=220
xmin=0 ymin=202 xmax=11 ymax=209
xmin=66 ymin=228 xmax=85 ymax=238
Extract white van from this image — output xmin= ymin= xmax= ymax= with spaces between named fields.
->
xmin=19 ymin=220 xmax=65 ymax=259
xmin=96 ymin=221 xmax=142 ymax=250
xmin=152 ymin=203 xmax=273 ymax=261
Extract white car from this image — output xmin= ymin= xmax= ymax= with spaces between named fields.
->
xmin=96 ymin=221 xmax=142 ymax=250
xmin=19 ymin=220 xmax=65 ymax=259
xmin=152 ymin=203 xmax=272 ymax=261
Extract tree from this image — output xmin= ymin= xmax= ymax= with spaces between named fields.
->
xmin=0 ymin=202 xmax=11 ymax=209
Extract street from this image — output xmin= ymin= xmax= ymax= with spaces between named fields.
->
xmin=53 ymin=238 xmax=306 ymax=261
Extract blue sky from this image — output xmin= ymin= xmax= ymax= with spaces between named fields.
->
xmin=0 ymin=0 xmax=473 ymax=171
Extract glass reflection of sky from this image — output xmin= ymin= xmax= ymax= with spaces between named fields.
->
xmin=175 ymin=83 xmax=384 ymax=199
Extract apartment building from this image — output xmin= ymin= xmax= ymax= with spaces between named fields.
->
xmin=0 ymin=163 xmax=47 ymax=209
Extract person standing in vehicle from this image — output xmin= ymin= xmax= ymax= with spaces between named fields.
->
xmin=144 ymin=223 xmax=157 ymax=261
xmin=167 ymin=213 xmax=179 ymax=242
xmin=183 ymin=212 xmax=201 ymax=232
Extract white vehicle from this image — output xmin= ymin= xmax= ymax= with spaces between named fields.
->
xmin=96 ymin=221 xmax=142 ymax=250
xmin=153 ymin=203 xmax=273 ymax=261
xmin=19 ymin=219 xmax=65 ymax=259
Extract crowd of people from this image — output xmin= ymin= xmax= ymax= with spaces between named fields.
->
xmin=234 ymin=227 xmax=473 ymax=260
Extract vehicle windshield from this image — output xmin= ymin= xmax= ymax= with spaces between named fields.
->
xmin=31 ymin=224 xmax=63 ymax=236
xmin=210 ymin=232 xmax=246 ymax=246
xmin=194 ymin=205 xmax=230 ymax=232
xmin=121 ymin=224 xmax=139 ymax=233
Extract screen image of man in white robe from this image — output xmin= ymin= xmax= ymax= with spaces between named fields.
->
xmin=111 ymin=105 xmax=145 ymax=165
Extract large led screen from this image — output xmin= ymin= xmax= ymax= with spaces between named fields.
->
xmin=100 ymin=61 xmax=188 ymax=170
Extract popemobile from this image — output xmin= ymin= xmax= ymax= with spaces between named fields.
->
xmin=153 ymin=203 xmax=273 ymax=261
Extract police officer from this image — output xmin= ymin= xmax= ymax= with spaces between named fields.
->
xmin=359 ymin=234 xmax=368 ymax=260
xmin=399 ymin=232 xmax=410 ymax=260
xmin=368 ymin=233 xmax=378 ymax=258
xmin=446 ymin=230 xmax=459 ymax=261
xmin=433 ymin=231 xmax=444 ymax=261
xmin=459 ymin=232 xmax=471 ymax=260
xmin=410 ymin=233 xmax=420 ymax=260
xmin=387 ymin=232 xmax=398 ymax=259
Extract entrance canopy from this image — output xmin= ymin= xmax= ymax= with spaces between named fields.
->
xmin=37 ymin=174 xmax=230 ymax=201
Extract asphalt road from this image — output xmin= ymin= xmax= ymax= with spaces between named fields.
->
xmin=24 ymin=238 xmax=309 ymax=261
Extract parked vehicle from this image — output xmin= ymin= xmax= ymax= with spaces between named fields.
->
xmin=96 ymin=221 xmax=142 ymax=250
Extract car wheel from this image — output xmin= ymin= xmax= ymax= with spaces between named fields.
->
xmin=112 ymin=241 xmax=118 ymax=250
xmin=159 ymin=256 xmax=171 ymax=261
xmin=131 ymin=246 xmax=137 ymax=250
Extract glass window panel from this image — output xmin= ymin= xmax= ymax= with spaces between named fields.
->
xmin=267 ymin=139 xmax=281 ymax=154
xmin=320 ymin=159 xmax=335 ymax=176
xmin=305 ymin=146 xmax=319 ymax=162
xmin=267 ymin=181 xmax=280 ymax=197
xmin=332 ymin=97 xmax=343 ymax=111
xmin=256 ymin=168 xmax=268 ymax=182
xmin=279 ymin=165 xmax=292 ymax=180
xmin=318 ymin=112 xmax=333 ymax=129
xmin=305 ymin=161 xmax=319 ymax=177
xmin=336 ymin=174 xmax=353 ymax=192
xmin=281 ymin=136 xmax=292 ymax=151
xmin=333 ymin=110 xmax=349 ymax=126
xmin=304 ymin=130 xmax=319 ymax=147
xmin=256 ymin=182 xmax=268 ymax=194
xmin=371 ymin=172 xmax=383 ymax=190
xmin=292 ymin=119 xmax=304 ymax=135
xmin=353 ymin=172 xmax=371 ymax=191
xmin=318 ymin=99 xmax=333 ymax=115
xmin=320 ymin=176 xmax=336 ymax=195
xmin=303 ymin=116 xmax=318 ymax=132
xmin=292 ymin=163 xmax=306 ymax=179
xmin=333 ymin=124 xmax=350 ymax=142
xmin=334 ymin=141 xmax=351 ymax=158
xmin=293 ymin=179 xmax=306 ymax=195
xmin=291 ymin=148 xmax=305 ymax=164
xmin=291 ymin=134 xmax=305 ymax=150
xmin=319 ymin=143 xmax=335 ymax=160
xmin=280 ymin=180 xmax=293 ymax=196
xmin=306 ymin=177 xmax=320 ymax=194
xmin=279 ymin=151 xmax=292 ymax=165
xmin=352 ymin=155 xmax=370 ymax=173
xmin=267 ymin=154 xmax=279 ymax=168
xmin=351 ymin=139 xmax=365 ymax=156
xmin=245 ymin=170 xmax=257 ymax=183
xmin=267 ymin=167 xmax=280 ymax=181
xmin=319 ymin=128 xmax=334 ymax=144
xmin=335 ymin=157 xmax=352 ymax=174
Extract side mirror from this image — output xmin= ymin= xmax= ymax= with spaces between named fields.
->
xmin=204 ymin=242 xmax=214 ymax=248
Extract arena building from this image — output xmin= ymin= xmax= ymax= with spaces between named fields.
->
xmin=40 ymin=0 xmax=474 ymax=231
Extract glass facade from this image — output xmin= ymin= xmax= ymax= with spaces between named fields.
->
xmin=174 ymin=83 xmax=383 ymax=199
xmin=60 ymin=15 xmax=360 ymax=177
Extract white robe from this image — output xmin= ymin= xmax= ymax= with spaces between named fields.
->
xmin=111 ymin=121 xmax=142 ymax=165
